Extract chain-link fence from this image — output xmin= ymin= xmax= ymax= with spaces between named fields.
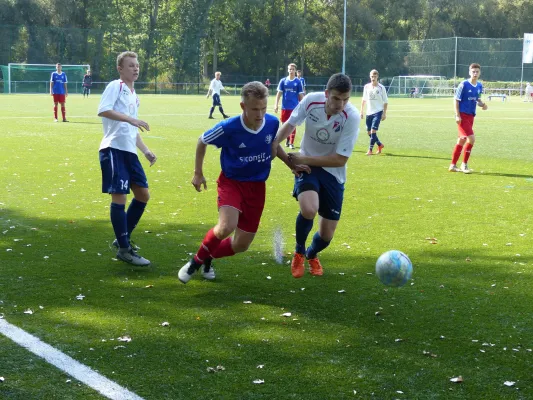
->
xmin=1 ymin=24 xmax=531 ymax=92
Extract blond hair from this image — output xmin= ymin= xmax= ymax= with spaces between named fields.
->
xmin=241 ymin=81 xmax=268 ymax=102
xmin=117 ymin=51 xmax=138 ymax=67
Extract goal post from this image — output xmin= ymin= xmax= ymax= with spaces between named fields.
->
xmin=2 ymin=63 xmax=90 ymax=94
xmin=387 ymin=75 xmax=450 ymax=97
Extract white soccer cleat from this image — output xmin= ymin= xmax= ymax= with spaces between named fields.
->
xmin=178 ymin=259 xmax=200 ymax=284
xmin=460 ymin=163 xmax=473 ymax=174
xmin=116 ymin=247 xmax=150 ymax=267
xmin=448 ymin=164 xmax=460 ymax=172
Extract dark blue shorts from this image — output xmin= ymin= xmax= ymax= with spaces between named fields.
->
xmin=293 ymin=167 xmax=345 ymax=221
xmin=366 ymin=111 xmax=383 ymax=132
xmin=212 ymin=93 xmax=222 ymax=107
xmin=99 ymin=148 xmax=148 ymax=194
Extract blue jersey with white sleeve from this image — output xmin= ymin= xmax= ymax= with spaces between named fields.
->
xmin=455 ymin=80 xmax=483 ymax=116
xmin=277 ymin=77 xmax=304 ymax=110
xmin=201 ymin=114 xmax=279 ymax=182
xmin=51 ymin=72 xmax=68 ymax=94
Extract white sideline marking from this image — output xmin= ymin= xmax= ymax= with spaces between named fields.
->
xmin=0 ymin=318 xmax=144 ymax=400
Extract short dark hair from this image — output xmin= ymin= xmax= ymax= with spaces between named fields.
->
xmin=326 ymin=73 xmax=352 ymax=93
xmin=241 ymin=81 xmax=269 ymax=101
xmin=469 ymin=63 xmax=481 ymax=70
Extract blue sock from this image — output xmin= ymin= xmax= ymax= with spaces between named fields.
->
xmin=110 ymin=203 xmax=129 ymax=248
xmin=127 ymin=198 xmax=146 ymax=239
xmin=295 ymin=213 xmax=314 ymax=254
xmin=370 ymin=133 xmax=377 ymax=149
xmin=306 ymin=232 xmax=330 ymax=260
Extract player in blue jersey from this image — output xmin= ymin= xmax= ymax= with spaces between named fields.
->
xmin=297 ymin=70 xmax=306 ymax=94
xmin=274 ymin=63 xmax=304 ymax=149
xmin=50 ymin=63 xmax=68 ymax=122
xmin=449 ymin=63 xmax=488 ymax=174
xmin=178 ymin=81 xmax=310 ymax=284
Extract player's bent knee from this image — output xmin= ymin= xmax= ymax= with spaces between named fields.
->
xmin=300 ymin=208 xmax=318 ymax=220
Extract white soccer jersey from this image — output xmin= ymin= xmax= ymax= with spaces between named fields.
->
xmin=98 ymin=80 xmax=140 ymax=154
xmin=209 ymin=79 xmax=225 ymax=96
xmin=288 ymin=92 xmax=360 ymax=184
xmin=362 ymin=83 xmax=388 ymax=115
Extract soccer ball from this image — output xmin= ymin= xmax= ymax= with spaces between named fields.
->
xmin=375 ymin=250 xmax=413 ymax=287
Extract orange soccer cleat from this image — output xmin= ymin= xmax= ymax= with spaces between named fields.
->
xmin=308 ymin=257 xmax=324 ymax=276
xmin=291 ymin=252 xmax=306 ymax=278
xmin=377 ymin=144 xmax=384 ymax=154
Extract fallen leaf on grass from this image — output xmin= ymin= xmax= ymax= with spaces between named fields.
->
xmin=503 ymin=381 xmax=515 ymax=387
xmin=281 ymin=312 xmax=292 ymax=317
xmin=118 ymin=336 xmax=132 ymax=342
xmin=253 ymin=379 xmax=265 ymax=384
xmin=450 ymin=376 xmax=463 ymax=383
xmin=23 ymin=309 xmax=33 ymax=315
xmin=161 ymin=322 xmax=170 ymax=327
xmin=76 ymin=294 xmax=85 ymax=300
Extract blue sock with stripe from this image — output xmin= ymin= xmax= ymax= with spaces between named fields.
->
xmin=295 ymin=212 xmax=314 ymax=254
xmin=127 ymin=198 xmax=147 ymax=239
xmin=110 ymin=203 xmax=129 ymax=248
xmin=306 ymin=232 xmax=330 ymax=260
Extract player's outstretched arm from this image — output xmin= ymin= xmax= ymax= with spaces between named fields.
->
xmin=98 ymin=110 xmax=150 ymax=132
xmin=273 ymin=121 xmax=296 ymax=148
xmin=274 ymin=91 xmax=282 ymax=113
xmin=275 ymin=145 xmax=310 ymax=176
xmin=136 ymin=133 xmax=157 ymax=166
xmin=288 ymin=152 xmax=348 ymax=168
xmin=192 ymin=138 xmax=208 ymax=192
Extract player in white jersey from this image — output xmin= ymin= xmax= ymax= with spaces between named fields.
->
xmin=272 ymin=73 xmax=360 ymax=278
xmin=360 ymin=69 xmax=388 ymax=155
xmin=207 ymin=71 xmax=231 ymax=119
xmin=98 ymin=51 xmax=157 ymax=267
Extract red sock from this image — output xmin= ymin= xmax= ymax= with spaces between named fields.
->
xmin=289 ymin=130 xmax=296 ymax=145
xmin=194 ymin=228 xmax=222 ymax=263
xmin=211 ymin=238 xmax=235 ymax=259
xmin=463 ymin=143 xmax=473 ymax=163
xmin=451 ymin=144 xmax=463 ymax=165
xmin=61 ymin=107 xmax=66 ymax=120
xmin=54 ymin=106 xmax=58 ymax=119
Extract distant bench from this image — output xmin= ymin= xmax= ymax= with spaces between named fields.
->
xmin=488 ymin=94 xmax=507 ymax=102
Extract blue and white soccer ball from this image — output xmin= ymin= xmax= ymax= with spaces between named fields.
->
xmin=375 ymin=250 xmax=413 ymax=287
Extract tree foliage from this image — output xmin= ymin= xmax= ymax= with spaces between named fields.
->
xmin=1 ymin=0 xmax=532 ymax=82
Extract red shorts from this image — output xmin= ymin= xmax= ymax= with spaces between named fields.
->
xmin=217 ymin=172 xmax=266 ymax=233
xmin=280 ymin=108 xmax=293 ymax=123
xmin=458 ymin=113 xmax=475 ymax=137
xmin=53 ymin=94 xmax=66 ymax=103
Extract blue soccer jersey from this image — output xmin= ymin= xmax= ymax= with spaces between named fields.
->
xmin=277 ymin=77 xmax=304 ymax=110
xmin=455 ymin=80 xmax=483 ymax=115
xmin=51 ymin=72 xmax=68 ymax=94
xmin=201 ymin=114 xmax=279 ymax=182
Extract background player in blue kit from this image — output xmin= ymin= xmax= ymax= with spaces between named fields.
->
xmin=50 ymin=63 xmax=68 ymax=122
xmin=179 ymin=81 xmax=310 ymax=284
xmin=98 ymin=51 xmax=157 ymax=267
xmin=274 ymin=63 xmax=304 ymax=149
xmin=449 ymin=63 xmax=488 ymax=174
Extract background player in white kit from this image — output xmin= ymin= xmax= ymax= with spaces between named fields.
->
xmin=360 ymin=69 xmax=388 ymax=155
xmin=207 ymin=71 xmax=231 ymax=119
xmin=272 ymin=73 xmax=360 ymax=278
xmin=98 ymin=51 xmax=157 ymax=267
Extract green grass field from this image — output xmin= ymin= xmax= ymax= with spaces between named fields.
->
xmin=1 ymin=93 xmax=532 ymax=399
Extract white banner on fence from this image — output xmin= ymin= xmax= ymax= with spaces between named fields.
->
xmin=523 ymin=33 xmax=533 ymax=63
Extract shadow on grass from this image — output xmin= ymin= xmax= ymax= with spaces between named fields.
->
xmin=355 ymin=150 xmax=450 ymax=161
xmin=473 ymin=171 xmax=533 ymax=179
xmin=1 ymin=207 xmax=532 ymax=399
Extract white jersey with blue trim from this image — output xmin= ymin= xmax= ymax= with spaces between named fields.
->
xmin=202 ymin=114 xmax=279 ymax=182
xmin=288 ymin=92 xmax=360 ymax=184
xmin=98 ymin=80 xmax=140 ymax=154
